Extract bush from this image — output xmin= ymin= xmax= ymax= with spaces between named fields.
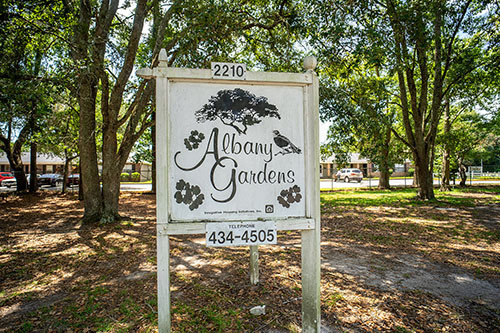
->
xmin=131 ymin=172 xmax=141 ymax=182
xmin=408 ymin=168 xmax=415 ymax=177
xmin=120 ymin=173 xmax=130 ymax=182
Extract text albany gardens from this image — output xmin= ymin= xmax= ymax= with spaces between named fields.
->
xmin=175 ymin=127 xmax=299 ymax=203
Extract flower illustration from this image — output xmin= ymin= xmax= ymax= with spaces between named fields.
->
xmin=277 ymin=185 xmax=302 ymax=208
xmin=174 ymin=179 xmax=205 ymax=210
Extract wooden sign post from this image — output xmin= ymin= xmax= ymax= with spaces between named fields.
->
xmin=137 ymin=50 xmax=320 ymax=332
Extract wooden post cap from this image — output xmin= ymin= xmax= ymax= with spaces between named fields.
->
xmin=303 ymin=56 xmax=317 ymax=71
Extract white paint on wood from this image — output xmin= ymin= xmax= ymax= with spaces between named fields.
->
xmin=250 ymin=245 xmax=259 ymax=285
xmin=162 ymin=218 xmax=314 ymax=235
xmin=137 ymin=49 xmax=321 ymax=333
xmin=155 ymin=54 xmax=171 ymax=333
xmin=136 ymin=67 xmax=154 ymax=79
xmin=153 ymin=67 xmax=313 ymax=84
xmin=301 ymin=66 xmax=321 ymax=333
xmin=168 ymin=81 xmax=306 ymax=222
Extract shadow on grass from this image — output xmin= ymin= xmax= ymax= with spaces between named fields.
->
xmin=0 ymin=193 xmax=324 ymax=332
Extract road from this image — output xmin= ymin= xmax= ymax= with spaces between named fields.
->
xmin=320 ymin=178 xmax=500 ymax=189
xmin=321 ymin=178 xmax=415 ymax=189
xmin=0 ymin=183 xmax=154 ymax=193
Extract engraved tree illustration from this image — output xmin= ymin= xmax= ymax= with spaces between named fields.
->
xmin=195 ymin=88 xmax=280 ymax=135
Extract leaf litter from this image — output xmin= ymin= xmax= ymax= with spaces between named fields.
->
xmin=0 ymin=188 xmax=499 ymax=332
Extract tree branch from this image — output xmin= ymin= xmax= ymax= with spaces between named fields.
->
xmin=391 ymin=127 xmax=412 ymax=149
xmin=117 ymin=81 xmax=147 ymax=127
xmin=109 ymin=0 xmax=149 ymax=118
xmin=442 ymin=0 xmax=472 ymax=80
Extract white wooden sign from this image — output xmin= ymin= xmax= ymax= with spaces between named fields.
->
xmin=137 ymin=50 xmax=321 ymax=333
xmin=169 ymin=82 xmax=306 ymax=222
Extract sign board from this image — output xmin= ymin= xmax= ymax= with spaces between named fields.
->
xmin=169 ymin=82 xmax=306 ymax=222
xmin=137 ymin=50 xmax=321 ymax=333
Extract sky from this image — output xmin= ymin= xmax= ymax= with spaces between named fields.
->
xmin=319 ymin=121 xmax=330 ymax=144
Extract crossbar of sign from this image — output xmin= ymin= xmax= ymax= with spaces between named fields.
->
xmin=206 ymin=221 xmax=277 ymax=247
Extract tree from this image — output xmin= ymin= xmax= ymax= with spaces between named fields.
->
xmin=195 ymin=88 xmax=281 ymax=135
xmin=69 ymin=0 xmax=296 ymax=223
xmin=131 ymin=129 xmax=153 ymax=165
xmin=0 ymin=0 xmax=66 ymax=192
xmin=441 ymin=111 xmax=488 ymax=186
xmin=319 ymin=65 xmax=404 ymax=189
xmin=37 ymin=94 xmax=80 ymax=194
xmin=303 ymin=0 xmax=499 ymax=199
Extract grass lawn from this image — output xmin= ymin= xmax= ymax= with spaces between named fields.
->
xmin=1 ymin=187 xmax=499 ymax=332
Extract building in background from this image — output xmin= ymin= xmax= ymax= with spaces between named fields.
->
xmin=0 ymin=153 xmax=66 ymax=174
xmin=0 ymin=153 xmax=152 ymax=181
xmin=320 ymin=153 xmax=412 ymax=179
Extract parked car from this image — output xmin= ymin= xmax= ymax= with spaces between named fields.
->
xmin=26 ymin=174 xmax=41 ymax=185
xmin=1 ymin=177 xmax=16 ymax=188
xmin=38 ymin=173 xmax=63 ymax=187
xmin=0 ymin=172 xmax=14 ymax=182
xmin=336 ymin=168 xmax=363 ymax=183
xmin=67 ymin=174 xmax=80 ymax=187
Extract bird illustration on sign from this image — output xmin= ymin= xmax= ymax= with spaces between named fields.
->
xmin=273 ymin=130 xmax=302 ymax=156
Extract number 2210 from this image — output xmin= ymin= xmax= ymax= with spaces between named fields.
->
xmin=213 ymin=64 xmax=245 ymax=78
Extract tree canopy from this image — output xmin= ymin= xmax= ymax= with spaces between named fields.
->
xmin=1 ymin=0 xmax=499 ymax=217
xmin=304 ymin=0 xmax=500 ymax=199
xmin=0 ymin=0 xmax=69 ymax=191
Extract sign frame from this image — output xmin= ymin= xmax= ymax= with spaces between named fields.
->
xmin=137 ymin=49 xmax=321 ymax=332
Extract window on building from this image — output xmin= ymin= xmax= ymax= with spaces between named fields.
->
xmin=394 ymin=164 xmax=405 ymax=172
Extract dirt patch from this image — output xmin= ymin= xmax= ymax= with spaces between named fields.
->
xmin=322 ymin=242 xmax=500 ymax=309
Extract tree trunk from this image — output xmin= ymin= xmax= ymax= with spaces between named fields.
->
xmin=440 ymin=99 xmax=451 ymax=191
xmin=388 ymin=1 xmax=443 ymax=200
xmin=379 ymin=168 xmax=390 ymax=189
xmin=101 ymin=120 xmax=121 ymax=222
xmin=101 ymin=163 xmax=121 ymax=223
xmin=413 ymin=164 xmax=419 ymax=187
xmin=78 ymin=164 xmax=84 ymax=201
xmin=72 ymin=0 xmax=105 ymax=223
xmin=378 ymin=127 xmax=391 ymax=189
xmin=4 ymin=141 xmax=28 ymax=192
xmin=98 ymin=0 xmax=148 ymax=223
xmin=0 ymin=122 xmax=30 ymax=192
xmin=78 ymin=72 xmax=103 ymax=223
xmin=29 ymin=142 xmax=37 ymax=193
xmin=13 ymin=164 xmax=27 ymax=192
xmin=61 ymin=150 xmax=70 ymax=194
xmin=415 ymin=148 xmax=435 ymax=200
xmin=5 ymin=145 xmax=28 ymax=192
xmin=459 ymin=162 xmax=467 ymax=187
